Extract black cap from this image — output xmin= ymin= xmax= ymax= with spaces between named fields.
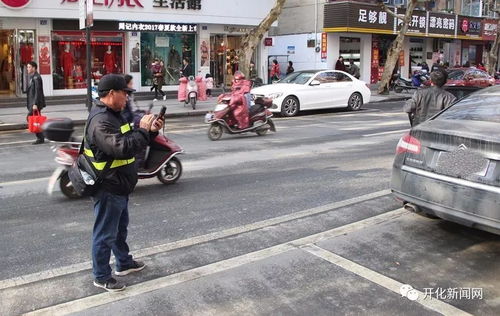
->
xmin=98 ymin=74 xmax=135 ymax=93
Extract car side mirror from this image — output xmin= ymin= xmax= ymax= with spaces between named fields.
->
xmin=310 ymin=80 xmax=321 ymax=86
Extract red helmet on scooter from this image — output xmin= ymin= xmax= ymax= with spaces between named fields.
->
xmin=233 ymin=72 xmax=246 ymax=81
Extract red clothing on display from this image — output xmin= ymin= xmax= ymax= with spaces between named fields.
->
xmin=104 ymin=52 xmax=116 ymax=74
xmin=60 ymin=51 xmax=74 ymax=78
xmin=20 ymin=44 xmax=34 ymax=64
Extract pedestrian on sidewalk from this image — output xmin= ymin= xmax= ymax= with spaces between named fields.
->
xmin=205 ymin=73 xmax=214 ymax=97
xmin=335 ymin=56 xmax=346 ymax=72
xmin=404 ymin=69 xmax=455 ymax=127
xmin=286 ymin=61 xmax=294 ymax=75
xmin=348 ymin=60 xmax=360 ymax=79
xmin=26 ymin=61 xmax=46 ymax=145
xmin=88 ymin=74 xmax=164 ymax=292
xmin=181 ymin=57 xmax=193 ymax=78
xmin=150 ymin=58 xmax=166 ymax=101
xmin=270 ymin=59 xmax=280 ymax=82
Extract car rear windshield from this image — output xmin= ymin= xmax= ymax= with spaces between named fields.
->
xmin=279 ymin=72 xmax=314 ymax=84
xmin=436 ymin=94 xmax=500 ymax=123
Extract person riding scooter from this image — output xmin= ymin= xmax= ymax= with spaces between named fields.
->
xmin=226 ymin=72 xmax=251 ymax=129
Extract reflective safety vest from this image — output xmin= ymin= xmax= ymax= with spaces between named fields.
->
xmin=84 ymin=123 xmax=136 ymax=171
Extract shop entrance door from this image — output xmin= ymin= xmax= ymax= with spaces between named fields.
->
xmin=0 ymin=30 xmax=15 ymax=97
xmin=210 ymin=34 xmax=244 ymax=88
xmin=16 ymin=29 xmax=36 ymax=96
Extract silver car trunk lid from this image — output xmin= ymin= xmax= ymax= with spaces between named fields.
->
xmin=404 ymin=120 xmax=500 ymax=187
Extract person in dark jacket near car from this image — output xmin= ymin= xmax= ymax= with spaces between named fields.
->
xmin=26 ymin=61 xmax=46 ymax=144
xmin=404 ymin=69 xmax=455 ymax=126
xmin=86 ymin=74 xmax=164 ymax=292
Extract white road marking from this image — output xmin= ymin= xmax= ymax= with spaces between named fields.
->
xmin=363 ymin=129 xmax=408 ymax=137
xmin=0 ymin=140 xmax=34 ymax=146
xmin=25 ymin=208 xmax=408 ymax=316
xmin=0 ymin=177 xmax=50 ymax=187
xmin=303 ymin=245 xmax=473 ymax=316
xmin=0 ymin=189 xmax=391 ymax=291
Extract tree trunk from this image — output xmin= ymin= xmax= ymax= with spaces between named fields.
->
xmin=486 ymin=19 xmax=500 ymax=75
xmin=237 ymin=0 xmax=287 ymax=78
xmin=378 ymin=0 xmax=419 ymax=94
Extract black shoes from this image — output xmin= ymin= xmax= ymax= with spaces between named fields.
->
xmin=93 ymin=277 xmax=126 ymax=292
xmin=114 ymin=260 xmax=146 ymax=276
xmin=32 ymin=139 xmax=44 ymax=145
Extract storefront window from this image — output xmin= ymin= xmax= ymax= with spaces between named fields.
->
xmin=51 ymin=31 xmax=124 ymax=90
xmin=140 ymin=33 xmax=196 ymax=87
xmin=340 ymin=37 xmax=360 ymax=69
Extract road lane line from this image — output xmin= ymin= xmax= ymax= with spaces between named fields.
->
xmin=303 ymin=244 xmax=473 ymax=316
xmin=24 ymin=208 xmax=407 ymax=316
xmin=363 ymin=129 xmax=408 ymax=137
xmin=0 ymin=189 xmax=391 ymax=291
xmin=0 ymin=140 xmax=34 ymax=146
xmin=0 ymin=177 xmax=50 ymax=187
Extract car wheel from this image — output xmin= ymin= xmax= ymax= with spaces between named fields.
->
xmin=281 ymin=96 xmax=299 ymax=117
xmin=347 ymin=93 xmax=363 ymax=111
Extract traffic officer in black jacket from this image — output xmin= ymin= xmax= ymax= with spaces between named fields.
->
xmin=87 ymin=74 xmax=164 ymax=292
xmin=26 ymin=61 xmax=46 ymax=144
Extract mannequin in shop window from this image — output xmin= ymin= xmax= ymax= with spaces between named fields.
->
xmin=168 ymin=45 xmax=181 ymax=79
xmin=60 ymin=43 xmax=74 ymax=88
xmin=104 ymin=45 xmax=117 ymax=74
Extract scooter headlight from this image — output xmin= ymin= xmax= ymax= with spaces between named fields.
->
xmin=214 ymin=103 xmax=228 ymax=112
xmin=267 ymin=92 xmax=283 ymax=100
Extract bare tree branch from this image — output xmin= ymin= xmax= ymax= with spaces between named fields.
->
xmin=237 ymin=0 xmax=287 ymax=78
xmin=378 ymin=2 xmax=405 ymax=20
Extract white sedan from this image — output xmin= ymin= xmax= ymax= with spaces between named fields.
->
xmin=251 ymin=70 xmax=371 ymax=117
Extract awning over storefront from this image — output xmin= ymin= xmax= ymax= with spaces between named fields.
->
xmin=323 ymin=1 xmax=493 ymax=41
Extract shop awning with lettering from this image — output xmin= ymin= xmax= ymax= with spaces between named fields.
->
xmin=323 ymin=1 xmax=490 ymax=41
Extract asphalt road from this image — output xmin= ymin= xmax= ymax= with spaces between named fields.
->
xmin=0 ymin=101 xmax=498 ymax=316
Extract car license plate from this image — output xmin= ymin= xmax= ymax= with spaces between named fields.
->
xmin=436 ymin=150 xmax=489 ymax=178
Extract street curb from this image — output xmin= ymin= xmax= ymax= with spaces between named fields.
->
xmin=0 ymin=110 xmax=209 ymax=131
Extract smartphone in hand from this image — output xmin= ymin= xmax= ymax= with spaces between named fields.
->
xmin=158 ymin=106 xmax=167 ymax=118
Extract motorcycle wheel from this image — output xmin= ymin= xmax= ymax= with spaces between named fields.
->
xmin=191 ymin=97 xmax=196 ymax=109
xmin=59 ymin=171 xmax=81 ymax=199
xmin=256 ymin=127 xmax=268 ymax=136
xmin=157 ymin=157 xmax=183 ymax=185
xmin=208 ymin=123 xmax=223 ymax=141
xmin=394 ymin=86 xmax=403 ymax=93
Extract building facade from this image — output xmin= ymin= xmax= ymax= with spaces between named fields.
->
xmin=0 ymin=0 xmax=275 ymax=97
xmin=268 ymin=0 xmax=498 ymax=83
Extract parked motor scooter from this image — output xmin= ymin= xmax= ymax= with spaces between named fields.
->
xmin=43 ymin=109 xmax=184 ymax=199
xmin=205 ymin=79 xmax=276 ymax=141
xmin=185 ymin=75 xmax=198 ymax=109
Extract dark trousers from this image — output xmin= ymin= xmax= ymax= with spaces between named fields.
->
xmin=150 ymin=84 xmax=165 ymax=99
xmin=92 ymin=190 xmax=133 ymax=282
xmin=27 ymin=109 xmax=44 ymax=141
xmin=206 ymin=89 xmax=212 ymax=96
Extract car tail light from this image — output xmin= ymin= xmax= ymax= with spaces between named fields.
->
xmin=396 ymin=133 xmax=421 ymax=155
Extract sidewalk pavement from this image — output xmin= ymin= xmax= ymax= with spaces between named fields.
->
xmin=0 ymin=90 xmax=412 ymax=131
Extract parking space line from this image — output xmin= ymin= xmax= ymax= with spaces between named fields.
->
xmin=24 ymin=208 xmax=407 ymax=316
xmin=0 ymin=189 xmax=391 ymax=291
xmin=302 ymin=244 xmax=473 ymax=316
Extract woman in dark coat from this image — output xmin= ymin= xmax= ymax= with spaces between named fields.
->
xmin=335 ymin=56 xmax=346 ymax=72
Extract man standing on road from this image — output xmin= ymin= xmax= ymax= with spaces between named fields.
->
xmin=404 ymin=69 xmax=455 ymax=126
xmin=86 ymin=74 xmax=164 ymax=292
xmin=26 ymin=61 xmax=46 ymax=145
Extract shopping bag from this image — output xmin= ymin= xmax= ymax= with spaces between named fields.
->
xmin=28 ymin=110 xmax=47 ymax=134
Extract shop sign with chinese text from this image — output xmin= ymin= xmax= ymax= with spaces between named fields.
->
xmin=117 ymin=22 xmax=197 ymax=33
